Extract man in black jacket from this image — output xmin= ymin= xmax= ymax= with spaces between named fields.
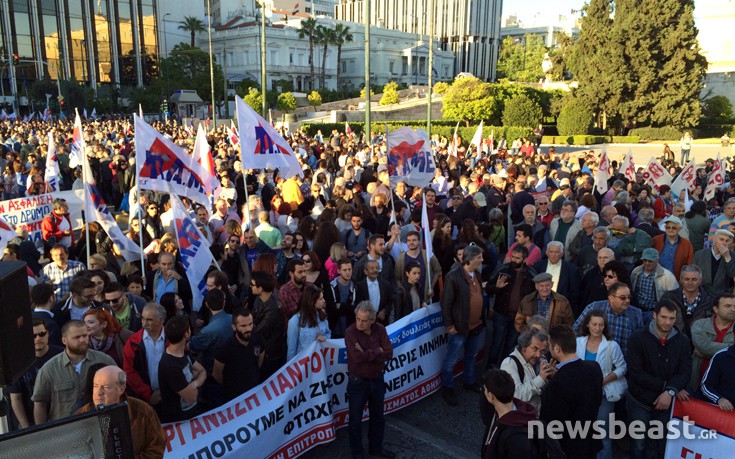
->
xmin=533 ymin=241 xmax=582 ymax=315
xmin=540 ymin=325 xmax=603 ymax=459
xmin=658 ymin=264 xmax=715 ymax=338
xmin=355 ymin=260 xmax=394 ymax=326
xmin=440 ymin=246 xmax=485 ymax=406
xmin=250 ymin=271 xmax=285 ymax=381
xmin=486 ymin=245 xmax=537 ymax=366
xmin=626 ymin=301 xmax=692 ymax=459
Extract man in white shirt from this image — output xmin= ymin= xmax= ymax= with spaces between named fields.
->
xmin=500 ymin=328 xmax=556 ymax=412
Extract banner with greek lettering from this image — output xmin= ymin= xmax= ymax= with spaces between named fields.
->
xmin=0 ymin=191 xmax=83 ymax=243
xmin=386 ymin=127 xmax=437 ymax=188
xmin=664 ymin=399 xmax=734 ymax=459
xmin=163 ymin=304 xmax=448 ymax=459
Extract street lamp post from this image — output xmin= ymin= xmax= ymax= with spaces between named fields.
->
xmin=206 ymin=0 xmax=217 ymax=127
xmin=427 ymin=0 xmax=433 ymax=137
xmin=162 ymin=13 xmax=171 ymax=110
xmin=259 ymin=0 xmax=269 ymax=117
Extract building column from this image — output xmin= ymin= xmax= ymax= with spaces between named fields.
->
xmin=107 ymin=0 xmax=121 ymax=87
xmin=84 ymin=0 xmax=98 ymax=92
xmin=130 ymin=0 xmax=143 ymax=86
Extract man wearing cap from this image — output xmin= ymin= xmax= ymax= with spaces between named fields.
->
xmin=693 ymin=229 xmax=735 ymax=295
xmin=471 ymin=192 xmax=489 ymax=224
xmin=550 ymin=179 xmax=574 ymax=215
xmin=651 ymin=215 xmax=693 ymax=278
xmin=515 ymin=272 xmax=574 ymax=332
xmin=631 ymin=248 xmax=679 ymax=324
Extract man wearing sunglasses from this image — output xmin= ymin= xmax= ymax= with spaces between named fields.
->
xmin=103 ymin=282 xmax=147 ymax=332
xmin=7 ymin=319 xmax=63 ymax=429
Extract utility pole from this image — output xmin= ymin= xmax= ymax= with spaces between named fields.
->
xmin=207 ymin=0 xmax=217 ymax=127
xmin=364 ymin=0 xmax=371 ymax=145
xmin=427 ymin=0 xmax=434 ymax=137
xmin=260 ymin=0 xmax=269 ymax=116
xmin=223 ymin=33 xmax=229 ymax=118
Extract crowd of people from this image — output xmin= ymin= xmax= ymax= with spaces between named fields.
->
xmin=2 ymin=115 xmax=735 ymax=459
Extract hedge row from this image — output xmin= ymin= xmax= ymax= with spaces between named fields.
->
xmin=299 ymin=122 xmax=534 ymax=142
xmin=541 ymin=135 xmax=640 ymax=145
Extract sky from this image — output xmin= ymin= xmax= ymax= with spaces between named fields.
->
xmin=503 ymin=0 xmax=586 ymax=26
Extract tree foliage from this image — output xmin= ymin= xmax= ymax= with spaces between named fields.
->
xmin=360 ymin=86 xmax=374 ymax=99
xmin=334 ymin=23 xmax=353 ymax=88
xmin=379 ymin=81 xmax=400 ymax=105
xmin=178 ymin=17 xmax=206 ymax=48
xmin=243 ymin=87 xmax=263 ymax=114
xmin=557 ymin=98 xmax=594 ymax=135
xmin=276 ymin=92 xmax=297 ymax=112
xmin=570 ymin=0 xmax=706 ymax=128
xmin=701 ymin=95 xmax=734 ymax=123
xmin=502 ymin=94 xmax=543 ymax=127
xmin=307 ymin=90 xmax=322 ymax=109
xmin=298 ymin=18 xmax=319 ymax=90
xmin=235 ymin=78 xmax=259 ymax=98
xmin=496 ymin=35 xmax=548 ymax=82
xmin=442 ymin=76 xmax=499 ymax=125
xmin=433 ymin=82 xmax=450 ymax=95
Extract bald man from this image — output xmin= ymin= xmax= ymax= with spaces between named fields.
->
xmin=75 ymin=366 xmax=166 ymax=459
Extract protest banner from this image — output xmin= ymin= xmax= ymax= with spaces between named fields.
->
xmin=664 ymin=398 xmax=734 ymax=459
xmin=386 ymin=127 xmax=437 ymax=188
xmin=0 ymin=191 xmax=83 ymax=243
xmin=162 ymin=304 xmax=448 ymax=459
xmin=642 ymin=158 xmax=673 ymax=192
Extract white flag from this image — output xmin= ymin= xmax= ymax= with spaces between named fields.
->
xmin=83 ymin=108 xmax=88 ymax=119
xmin=642 ymin=158 xmax=673 ymax=192
xmin=594 ymin=147 xmax=611 ymax=194
xmin=171 ymin=193 xmax=215 ymax=312
xmin=44 ymin=131 xmax=60 ymax=193
xmin=134 ymin=115 xmax=212 ymax=209
xmin=670 ymin=159 xmax=696 ymax=197
xmin=90 ymin=108 xmax=97 ymax=119
xmin=470 ymin=121 xmax=484 ymax=151
xmin=69 ymin=109 xmax=85 ymax=169
xmin=705 ymin=154 xmax=725 ymax=201
xmin=0 ymin=216 xmax=16 ymax=256
xmin=235 ymin=96 xmax=303 ymax=179
xmin=620 ymin=148 xmax=636 ymax=182
xmin=450 ymin=122 xmax=460 ymax=157
xmin=421 ymin=194 xmax=433 ymax=292
xmin=139 ymin=104 xmax=144 ymax=119
xmin=386 ymin=127 xmax=437 ymax=188
xmin=193 ymin=123 xmax=221 ymax=198
xmin=82 ymin=154 xmax=140 ymax=261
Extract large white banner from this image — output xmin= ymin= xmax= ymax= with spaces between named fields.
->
xmin=162 ymin=304 xmax=448 ymax=458
xmin=0 ymin=191 xmax=83 ymax=243
xmin=664 ymin=398 xmax=735 ymax=459
xmin=386 ymin=127 xmax=437 ymax=188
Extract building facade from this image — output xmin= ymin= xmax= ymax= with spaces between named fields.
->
xmin=0 ymin=0 xmax=158 ymax=108
xmin=696 ymin=0 xmax=735 ymax=109
xmin=209 ymin=16 xmax=454 ymax=93
xmin=335 ymin=0 xmax=502 ymax=81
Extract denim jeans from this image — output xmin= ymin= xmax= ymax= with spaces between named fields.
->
xmin=597 ymin=398 xmax=616 ymax=459
xmin=626 ymin=393 xmax=670 ymax=459
xmin=440 ymin=327 xmax=486 ymax=388
xmin=347 ymin=375 xmax=386 ymax=458
xmin=680 ymin=148 xmax=690 ymax=165
xmin=487 ymin=313 xmax=517 ymax=366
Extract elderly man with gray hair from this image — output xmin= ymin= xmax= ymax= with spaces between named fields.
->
xmin=500 ymin=328 xmax=555 ymax=412
xmin=609 ymin=215 xmax=652 ymax=269
xmin=345 ymin=301 xmax=395 ymax=459
xmin=75 ymin=365 xmax=167 ymax=458
xmin=440 ymin=244 xmax=486 ymax=406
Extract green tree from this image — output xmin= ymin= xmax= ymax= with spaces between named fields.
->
xmin=307 ymin=90 xmax=322 ymax=109
xmin=442 ymin=76 xmax=499 ymax=125
xmin=235 ymin=78 xmax=259 ymax=98
xmin=360 ymin=86 xmax=374 ymax=99
xmin=548 ymin=32 xmax=575 ymax=81
xmin=298 ymin=18 xmax=319 ymax=90
xmin=160 ymin=43 xmax=224 ymax=104
xmin=557 ymin=98 xmax=593 ymax=135
xmin=178 ymin=17 xmax=206 ymax=48
xmin=433 ymin=81 xmax=450 ymax=95
xmin=272 ymin=78 xmax=294 ymax=92
xmin=380 ymin=81 xmax=400 ymax=105
xmin=243 ymin=87 xmax=263 ymax=114
xmin=314 ymin=25 xmax=336 ymax=89
xmin=616 ymin=0 xmax=706 ymax=127
xmin=276 ymin=92 xmax=298 ymax=112
xmin=502 ymin=94 xmax=543 ymax=127
xmin=333 ymin=23 xmax=353 ymax=88
xmin=569 ymin=0 xmax=627 ymax=125
xmin=702 ymin=95 xmax=734 ymax=122
xmin=496 ymin=35 xmax=548 ymax=82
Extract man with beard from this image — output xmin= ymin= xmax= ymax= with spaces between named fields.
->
xmin=213 ymin=308 xmax=265 ymax=402
xmin=8 ymin=319 xmax=63 ymax=428
xmin=279 ymin=259 xmax=312 ymax=319
xmin=354 ymin=234 xmax=396 ymax=285
xmin=32 ymin=320 xmax=116 ymax=422
xmin=275 ymin=232 xmax=299 ymax=285
xmin=250 ymin=271 xmax=285 ymax=380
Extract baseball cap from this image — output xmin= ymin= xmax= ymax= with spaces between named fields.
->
xmin=641 ymin=248 xmax=660 ymax=261
xmin=473 ymin=192 xmax=487 ymax=207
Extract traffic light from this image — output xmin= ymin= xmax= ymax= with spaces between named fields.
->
xmin=12 ymin=54 xmax=18 ymax=64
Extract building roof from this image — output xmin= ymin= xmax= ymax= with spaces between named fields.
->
xmin=170 ymin=90 xmax=204 ymax=104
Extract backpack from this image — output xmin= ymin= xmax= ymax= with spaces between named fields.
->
xmin=509 ymin=354 xmax=526 ymax=383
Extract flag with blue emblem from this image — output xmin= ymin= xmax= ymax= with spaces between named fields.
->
xmin=44 ymin=131 xmax=60 ymax=193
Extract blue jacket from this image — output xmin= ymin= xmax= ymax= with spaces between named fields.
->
xmin=700 ymin=345 xmax=735 ymax=404
xmin=189 ymin=312 xmax=232 ymax=373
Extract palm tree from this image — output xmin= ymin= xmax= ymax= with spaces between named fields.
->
xmin=315 ymin=25 xmax=336 ymax=89
xmin=178 ymin=17 xmax=206 ymax=48
xmin=298 ymin=18 xmax=318 ymax=90
xmin=333 ymin=23 xmax=353 ymax=88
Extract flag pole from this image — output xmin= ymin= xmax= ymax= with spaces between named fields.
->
xmin=77 ymin=109 xmax=91 ymax=264
xmin=385 ymin=123 xmax=396 ymax=224
xmin=421 ymin=192 xmax=432 ymax=299
xmin=134 ymin=115 xmax=146 ymax=282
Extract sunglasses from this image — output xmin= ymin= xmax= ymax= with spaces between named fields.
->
xmin=34 ymin=331 xmax=47 ymax=338
xmin=303 ymin=258 xmax=312 ymax=263
xmin=106 ymin=295 xmax=123 ymax=303
xmin=604 ymin=274 xmax=617 ymax=279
